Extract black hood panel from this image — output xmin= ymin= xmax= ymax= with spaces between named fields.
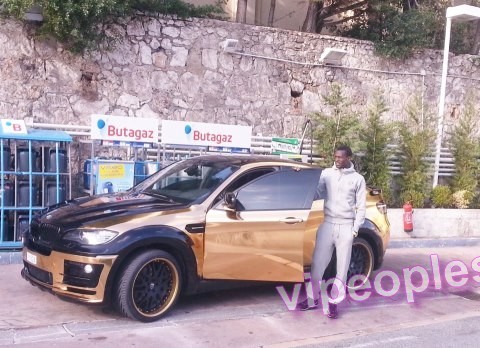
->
xmin=39 ymin=192 xmax=185 ymax=229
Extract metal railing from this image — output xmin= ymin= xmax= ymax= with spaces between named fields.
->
xmin=30 ymin=122 xmax=456 ymax=177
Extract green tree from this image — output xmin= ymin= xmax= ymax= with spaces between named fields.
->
xmin=1 ymin=0 xmax=225 ymax=52
xmin=358 ymin=93 xmax=394 ymax=203
xmin=448 ymin=97 xmax=479 ymax=194
xmin=396 ymin=96 xmax=434 ymax=207
xmin=340 ymin=1 xmax=443 ymax=59
xmin=339 ymin=0 xmax=480 ymax=59
xmin=312 ymin=83 xmax=360 ymax=166
xmin=133 ymin=0 xmax=225 ymax=17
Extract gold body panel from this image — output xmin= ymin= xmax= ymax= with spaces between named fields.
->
xmin=203 ymin=205 xmax=309 ymax=282
xmin=22 ymin=248 xmax=116 ymax=303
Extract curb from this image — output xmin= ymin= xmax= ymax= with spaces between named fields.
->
xmin=388 ymin=238 xmax=480 ymax=249
xmin=0 ymin=250 xmax=23 ymax=265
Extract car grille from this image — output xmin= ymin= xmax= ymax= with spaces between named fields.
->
xmin=31 ymin=220 xmax=62 ymax=243
xmin=27 ymin=219 xmax=62 ymax=255
xmin=24 ymin=262 xmax=53 ymax=285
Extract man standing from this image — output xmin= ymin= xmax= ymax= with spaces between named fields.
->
xmin=297 ymin=144 xmax=366 ymax=318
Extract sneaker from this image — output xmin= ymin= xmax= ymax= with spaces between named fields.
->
xmin=296 ymin=298 xmax=319 ymax=311
xmin=327 ymin=302 xmax=338 ymax=319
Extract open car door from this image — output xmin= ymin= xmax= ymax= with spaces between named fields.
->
xmin=203 ymin=167 xmax=321 ymax=282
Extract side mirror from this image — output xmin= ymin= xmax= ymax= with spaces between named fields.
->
xmin=224 ymin=192 xmax=237 ymax=210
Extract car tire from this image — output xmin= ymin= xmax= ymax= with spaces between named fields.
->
xmin=115 ymin=250 xmax=182 ymax=322
xmin=347 ymin=237 xmax=374 ymax=289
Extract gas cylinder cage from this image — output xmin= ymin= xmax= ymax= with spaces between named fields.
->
xmin=0 ymin=129 xmax=72 ymax=249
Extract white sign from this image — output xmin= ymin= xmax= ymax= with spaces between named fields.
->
xmin=0 ymin=119 xmax=28 ymax=135
xmin=161 ymin=120 xmax=252 ymax=149
xmin=91 ymin=115 xmax=158 ymax=143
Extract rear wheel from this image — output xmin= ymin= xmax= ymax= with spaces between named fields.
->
xmin=323 ymin=237 xmax=375 ymax=289
xmin=347 ymin=237 xmax=374 ymax=289
xmin=115 ymin=250 xmax=182 ymax=322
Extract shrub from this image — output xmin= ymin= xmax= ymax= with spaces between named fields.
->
xmin=451 ymin=190 xmax=474 ymax=209
xmin=1 ymin=0 xmax=225 ymax=52
xmin=396 ymin=96 xmax=434 ymax=206
xmin=431 ymin=185 xmax=452 ymax=208
xmin=448 ymin=97 xmax=479 ymax=194
xmin=470 ymin=194 xmax=480 ymax=209
xmin=312 ymin=83 xmax=361 ymax=166
xmin=358 ymin=92 xmax=395 ymax=206
xmin=400 ymin=189 xmax=426 ymax=208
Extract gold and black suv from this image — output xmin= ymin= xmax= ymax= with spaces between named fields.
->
xmin=22 ymin=155 xmax=390 ymax=322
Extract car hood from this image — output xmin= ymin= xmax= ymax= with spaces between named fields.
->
xmin=39 ymin=192 xmax=186 ymax=228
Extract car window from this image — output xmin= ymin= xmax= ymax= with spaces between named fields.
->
xmin=228 ymin=168 xmax=276 ymax=192
xmin=235 ymin=168 xmax=320 ymax=211
xmin=212 ymin=167 xmax=276 ymax=206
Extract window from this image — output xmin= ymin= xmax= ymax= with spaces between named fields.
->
xmin=235 ymin=169 xmax=320 ymax=211
xmin=213 ymin=167 xmax=276 ymax=206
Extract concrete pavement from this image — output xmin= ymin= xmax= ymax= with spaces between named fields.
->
xmin=1 ymin=247 xmax=479 ymax=346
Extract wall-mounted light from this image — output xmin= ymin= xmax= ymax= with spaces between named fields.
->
xmin=319 ymin=48 xmax=347 ymax=66
xmin=223 ymin=39 xmax=239 ymax=53
xmin=24 ymin=4 xmax=43 ymax=22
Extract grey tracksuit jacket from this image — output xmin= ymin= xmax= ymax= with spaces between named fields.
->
xmin=316 ymin=162 xmax=366 ymax=232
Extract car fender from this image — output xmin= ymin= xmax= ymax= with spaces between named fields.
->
xmin=103 ymin=226 xmax=200 ymax=305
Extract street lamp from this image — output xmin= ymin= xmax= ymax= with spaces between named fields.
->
xmin=433 ymin=4 xmax=480 ymax=188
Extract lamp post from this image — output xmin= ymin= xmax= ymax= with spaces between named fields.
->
xmin=432 ymin=4 xmax=480 ymax=188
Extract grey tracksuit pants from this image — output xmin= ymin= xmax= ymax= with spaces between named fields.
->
xmin=310 ymin=221 xmax=354 ymax=302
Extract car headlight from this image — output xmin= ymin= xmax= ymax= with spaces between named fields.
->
xmin=62 ymin=229 xmax=119 ymax=245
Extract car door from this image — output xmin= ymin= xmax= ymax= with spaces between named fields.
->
xmin=203 ymin=167 xmax=321 ymax=282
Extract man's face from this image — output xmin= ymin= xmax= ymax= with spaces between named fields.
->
xmin=334 ymin=150 xmax=350 ymax=169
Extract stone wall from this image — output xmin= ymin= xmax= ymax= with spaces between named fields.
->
xmin=1 ymin=14 xmax=480 ymax=138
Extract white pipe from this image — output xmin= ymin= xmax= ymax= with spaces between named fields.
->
xmin=433 ymin=17 xmax=452 ymax=188
xmin=32 ymin=123 xmax=91 ymax=130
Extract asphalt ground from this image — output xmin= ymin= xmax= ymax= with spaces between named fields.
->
xmin=1 ymin=247 xmax=479 ymax=347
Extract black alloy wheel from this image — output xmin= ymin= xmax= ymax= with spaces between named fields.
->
xmin=115 ymin=250 xmax=182 ymax=322
xmin=347 ymin=237 xmax=374 ymax=289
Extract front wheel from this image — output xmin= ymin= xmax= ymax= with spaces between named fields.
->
xmin=115 ymin=250 xmax=182 ymax=322
xmin=347 ymin=237 xmax=374 ymax=289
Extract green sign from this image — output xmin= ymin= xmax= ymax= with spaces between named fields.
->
xmin=271 ymin=137 xmax=300 ymax=154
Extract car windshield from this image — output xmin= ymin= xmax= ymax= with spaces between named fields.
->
xmin=132 ymin=157 xmax=240 ymax=204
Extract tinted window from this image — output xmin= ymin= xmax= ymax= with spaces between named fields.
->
xmin=235 ymin=169 xmax=320 ymax=211
xmin=213 ymin=168 xmax=276 ymax=206
xmin=227 ymin=168 xmax=276 ymax=191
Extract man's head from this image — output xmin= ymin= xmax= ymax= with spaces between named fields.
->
xmin=334 ymin=144 xmax=352 ymax=169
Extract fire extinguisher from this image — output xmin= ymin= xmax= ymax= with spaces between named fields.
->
xmin=403 ymin=201 xmax=413 ymax=232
